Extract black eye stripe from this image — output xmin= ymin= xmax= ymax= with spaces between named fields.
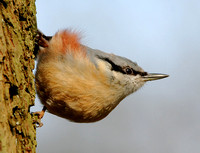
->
xmin=98 ymin=57 xmax=125 ymax=74
xmin=131 ymin=69 xmax=148 ymax=76
xmin=97 ymin=56 xmax=147 ymax=76
xmin=140 ymin=71 xmax=148 ymax=76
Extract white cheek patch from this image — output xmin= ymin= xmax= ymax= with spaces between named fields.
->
xmin=95 ymin=59 xmax=145 ymax=95
xmin=113 ymin=73 xmax=145 ymax=95
xmin=96 ymin=59 xmax=112 ymax=74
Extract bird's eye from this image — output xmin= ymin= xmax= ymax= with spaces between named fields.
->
xmin=124 ymin=67 xmax=133 ymax=75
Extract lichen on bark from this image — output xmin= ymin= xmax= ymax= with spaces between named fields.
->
xmin=0 ymin=0 xmax=37 ymax=152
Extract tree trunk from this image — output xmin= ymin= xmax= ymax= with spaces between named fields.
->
xmin=0 ymin=0 xmax=37 ymax=152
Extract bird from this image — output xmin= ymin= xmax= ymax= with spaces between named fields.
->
xmin=35 ymin=29 xmax=168 ymax=126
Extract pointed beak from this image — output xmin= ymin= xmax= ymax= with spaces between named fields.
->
xmin=142 ymin=73 xmax=169 ymax=81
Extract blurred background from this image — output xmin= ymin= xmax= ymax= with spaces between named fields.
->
xmin=32 ymin=0 xmax=200 ymax=153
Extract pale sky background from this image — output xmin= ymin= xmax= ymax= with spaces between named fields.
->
xmin=32 ymin=0 xmax=200 ymax=153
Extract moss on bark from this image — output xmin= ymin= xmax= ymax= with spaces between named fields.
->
xmin=0 ymin=0 xmax=37 ymax=152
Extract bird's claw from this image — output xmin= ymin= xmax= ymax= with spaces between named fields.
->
xmin=32 ymin=106 xmax=47 ymax=128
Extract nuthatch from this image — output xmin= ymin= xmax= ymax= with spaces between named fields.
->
xmin=35 ymin=30 xmax=168 ymax=125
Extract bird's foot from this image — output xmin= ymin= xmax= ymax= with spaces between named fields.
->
xmin=32 ymin=106 xmax=47 ymax=127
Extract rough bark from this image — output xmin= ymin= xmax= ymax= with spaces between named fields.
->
xmin=0 ymin=0 xmax=37 ymax=152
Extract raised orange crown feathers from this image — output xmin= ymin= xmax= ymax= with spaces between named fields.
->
xmin=49 ymin=30 xmax=86 ymax=55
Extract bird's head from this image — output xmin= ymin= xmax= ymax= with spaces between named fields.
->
xmin=85 ymin=47 xmax=169 ymax=97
